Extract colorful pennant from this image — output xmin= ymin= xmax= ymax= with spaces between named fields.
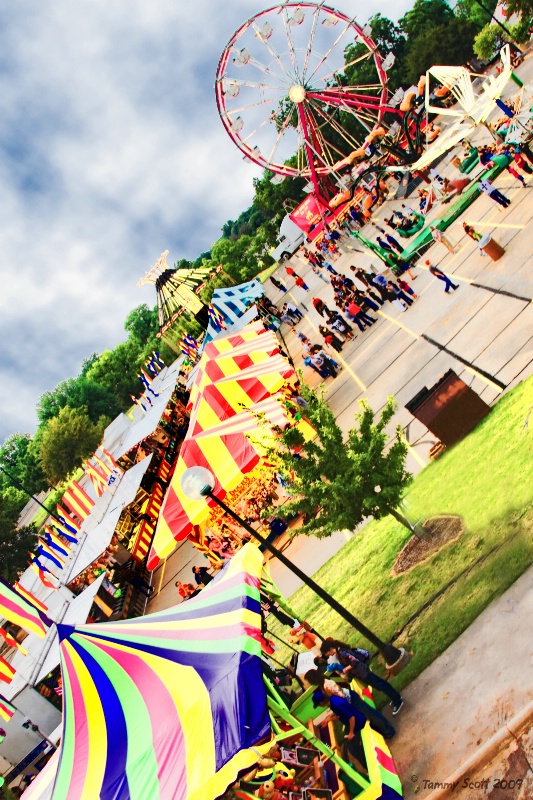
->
xmin=14 ymin=584 xmax=49 ymax=615
xmin=0 ymin=628 xmax=27 ymax=655
xmin=0 ymin=694 xmax=16 ymax=721
xmin=62 ymin=481 xmax=94 ymax=522
xmin=0 ymin=577 xmax=50 ymax=637
xmin=0 ymin=657 xmax=16 ymax=685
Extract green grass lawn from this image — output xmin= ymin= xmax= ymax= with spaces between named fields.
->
xmin=268 ymin=376 xmax=533 ymax=695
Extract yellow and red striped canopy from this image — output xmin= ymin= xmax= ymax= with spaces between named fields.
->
xmin=148 ymin=323 xmax=298 ymax=569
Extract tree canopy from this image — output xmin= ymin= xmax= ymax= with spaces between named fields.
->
xmin=260 ymin=386 xmax=413 ymax=537
xmin=38 ymin=406 xmax=107 ymax=485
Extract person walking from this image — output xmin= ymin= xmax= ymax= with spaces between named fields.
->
xmin=430 ymin=225 xmax=455 ymax=254
xmin=312 ymin=297 xmax=328 ymax=317
xmin=269 ymin=276 xmax=288 ymax=292
xmin=426 ymin=259 xmax=459 ymax=293
xmin=349 ymin=265 xmax=370 ymax=288
xmin=512 ymin=147 xmax=533 ymax=174
xmin=321 ymin=639 xmax=404 ymax=715
xmin=376 ymin=235 xmax=394 ymax=252
xmin=303 ymin=355 xmax=329 ymax=379
xmin=383 ymin=229 xmax=404 ymax=254
xmin=359 ymin=293 xmax=381 ymax=313
xmin=311 ymin=263 xmax=330 ymax=283
xmin=478 ymin=178 xmax=511 ymax=208
xmin=294 ymin=275 xmax=310 ymax=291
xmin=310 ymin=347 xmax=339 ymax=378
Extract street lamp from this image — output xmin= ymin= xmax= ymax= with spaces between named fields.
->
xmin=181 ymin=466 xmax=411 ymax=672
xmin=0 ymin=465 xmax=61 ymax=523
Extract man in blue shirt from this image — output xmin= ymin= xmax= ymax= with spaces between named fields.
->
xmin=312 ymin=689 xmax=367 ymax=765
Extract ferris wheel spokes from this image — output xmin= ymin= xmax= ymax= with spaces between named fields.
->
xmin=267 ymin=102 xmax=297 ymax=164
xmin=302 ymin=3 xmax=321 ymax=81
xmin=238 ymin=51 xmax=294 ymax=88
xmin=306 ymin=16 xmax=358 ymax=85
xmin=279 ymin=6 xmax=301 ymax=82
xmin=251 ymin=21 xmax=291 ymax=79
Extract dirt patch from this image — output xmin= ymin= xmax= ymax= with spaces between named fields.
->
xmin=392 ymin=514 xmax=465 ymax=575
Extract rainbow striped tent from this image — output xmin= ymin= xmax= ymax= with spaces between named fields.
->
xmin=50 ymin=544 xmax=270 ymax=800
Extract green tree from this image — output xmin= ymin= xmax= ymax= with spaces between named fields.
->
xmin=38 ymin=406 xmax=106 ymax=484
xmin=456 ymin=0 xmax=498 ymax=29
xmin=124 ymin=304 xmax=159 ymax=345
xmin=260 ymin=387 xmax=415 ymax=537
xmin=473 ymin=23 xmax=501 ymax=58
xmin=344 ymin=14 xmax=407 ymax=93
xmin=0 ymin=433 xmax=47 ymax=496
xmin=209 ymin=229 xmax=274 ymax=283
xmin=85 ymin=341 xmax=144 ymax=410
xmin=252 ymin=162 xmax=307 ymax=227
xmin=404 ymin=17 xmax=479 ymax=82
xmin=400 ymin=0 xmax=454 ymax=39
xmin=36 ymin=377 xmax=118 ymax=425
xmin=0 ymin=487 xmax=39 ymax=581
xmin=505 ymin=0 xmax=533 ymax=20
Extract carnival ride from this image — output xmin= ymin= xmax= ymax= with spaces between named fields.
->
xmin=137 ymin=251 xmax=211 ymax=352
xmin=215 ymin=3 xmax=428 ymax=208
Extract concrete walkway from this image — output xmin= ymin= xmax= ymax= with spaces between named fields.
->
xmin=390 ymin=565 xmax=533 ymax=799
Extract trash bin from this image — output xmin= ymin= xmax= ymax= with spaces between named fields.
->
xmin=479 ymin=234 xmax=505 ymax=261
xmin=451 ymin=155 xmax=461 ymax=169
xmin=405 ymin=370 xmax=490 ymax=448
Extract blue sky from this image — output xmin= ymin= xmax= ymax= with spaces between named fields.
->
xmin=0 ymin=0 xmax=412 ymax=442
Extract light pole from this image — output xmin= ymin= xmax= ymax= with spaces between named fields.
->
xmin=471 ymin=0 xmax=522 ymax=50
xmin=0 ymin=465 xmax=61 ymax=523
xmin=181 ymin=467 xmax=411 ymax=672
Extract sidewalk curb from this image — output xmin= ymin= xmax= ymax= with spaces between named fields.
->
xmin=422 ymin=700 xmax=533 ymax=800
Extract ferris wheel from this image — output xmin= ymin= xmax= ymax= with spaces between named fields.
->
xmin=215 ymin=3 xmax=399 ymax=201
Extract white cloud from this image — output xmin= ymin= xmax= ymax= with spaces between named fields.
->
xmin=0 ymin=0 xmax=412 ymax=442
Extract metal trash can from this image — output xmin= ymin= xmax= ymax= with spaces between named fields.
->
xmin=479 ymin=234 xmax=505 ymax=261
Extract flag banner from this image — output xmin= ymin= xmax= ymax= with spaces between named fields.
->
xmin=92 ymin=453 xmax=113 ymax=478
xmin=57 ymin=506 xmax=81 ymax=533
xmin=289 ymin=193 xmax=330 ymax=233
xmin=43 ymin=529 xmax=70 ymax=557
xmin=0 ymin=628 xmax=27 ymax=655
xmin=84 ymin=461 xmax=109 ymax=498
xmin=0 ymin=694 xmax=16 ymax=721
xmin=100 ymin=448 xmax=121 ymax=472
xmin=62 ymin=482 xmax=94 ymax=521
xmin=38 ymin=543 xmax=65 ymax=570
xmin=14 ymin=583 xmax=49 ymax=615
xmin=0 ymin=657 xmax=15 ymax=685
xmin=30 ymin=562 xmax=59 ymax=590
xmin=0 ymin=577 xmax=51 ymax=637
